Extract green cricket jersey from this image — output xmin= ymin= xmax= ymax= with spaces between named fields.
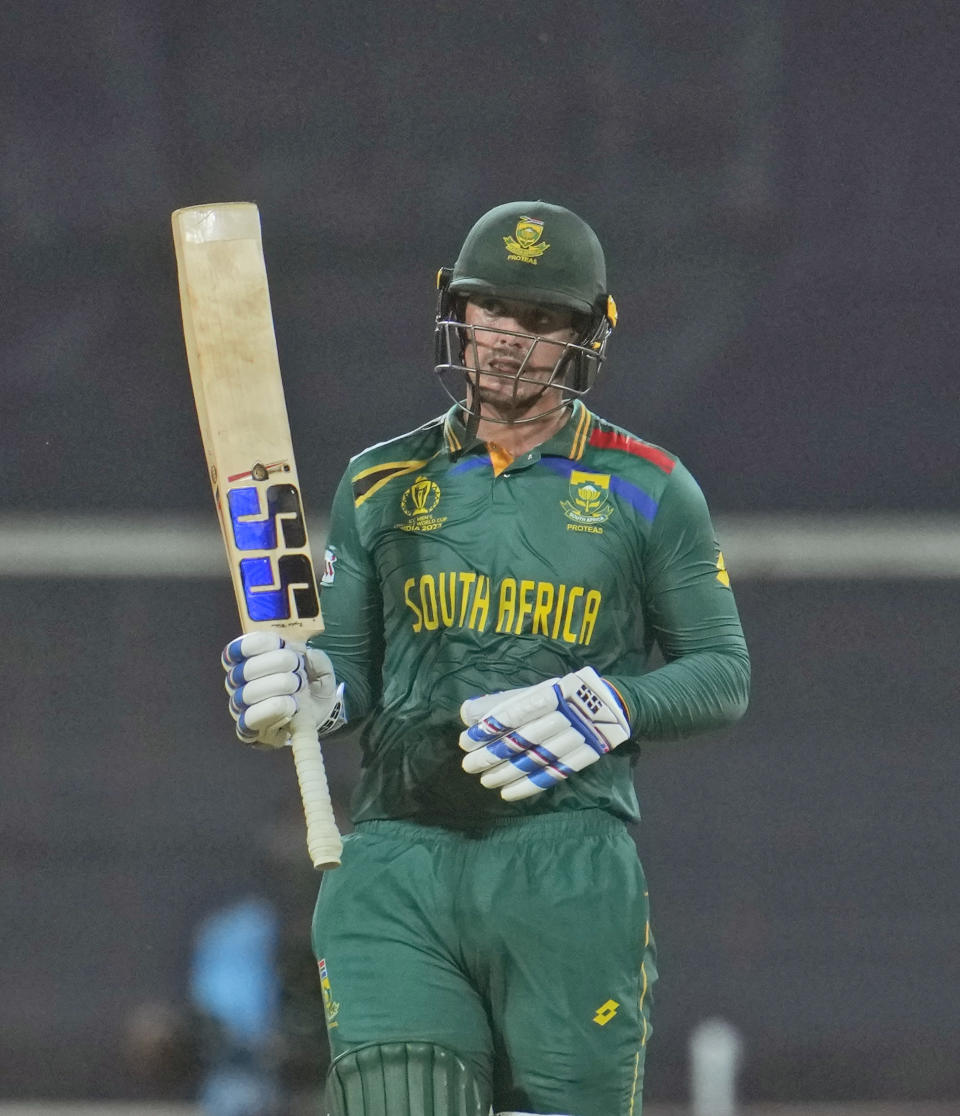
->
xmin=308 ymin=400 xmax=749 ymax=826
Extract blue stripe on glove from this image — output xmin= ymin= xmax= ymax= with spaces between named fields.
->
xmin=458 ymin=667 xmax=631 ymax=801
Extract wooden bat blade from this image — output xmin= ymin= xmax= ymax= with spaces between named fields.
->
xmin=172 ymin=202 xmax=319 ymax=636
xmin=172 ymin=201 xmax=342 ymax=869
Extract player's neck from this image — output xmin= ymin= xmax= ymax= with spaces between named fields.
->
xmin=475 ymin=405 xmax=571 ymax=458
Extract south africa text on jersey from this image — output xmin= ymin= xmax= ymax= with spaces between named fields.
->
xmin=403 ymin=572 xmax=602 ymax=646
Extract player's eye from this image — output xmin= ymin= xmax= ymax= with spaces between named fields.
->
xmin=528 ymin=309 xmax=571 ymax=334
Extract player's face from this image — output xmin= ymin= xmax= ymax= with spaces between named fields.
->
xmin=462 ymin=297 xmax=579 ymax=421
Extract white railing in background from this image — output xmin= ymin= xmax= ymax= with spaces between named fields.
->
xmin=0 ymin=514 xmax=957 ymax=579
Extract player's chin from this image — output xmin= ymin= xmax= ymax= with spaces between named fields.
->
xmin=476 ymin=373 xmax=551 ymax=401
xmin=478 ymin=397 xmax=559 ymax=425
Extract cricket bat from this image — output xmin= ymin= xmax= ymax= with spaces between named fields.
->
xmin=172 ymin=201 xmax=342 ymax=869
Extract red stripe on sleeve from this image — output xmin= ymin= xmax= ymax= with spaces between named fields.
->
xmin=588 ymin=429 xmax=675 ymax=473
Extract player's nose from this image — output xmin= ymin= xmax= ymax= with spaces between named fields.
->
xmin=492 ymin=320 xmax=527 ymax=347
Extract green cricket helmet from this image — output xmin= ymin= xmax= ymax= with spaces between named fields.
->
xmin=434 ymin=201 xmax=618 ymax=424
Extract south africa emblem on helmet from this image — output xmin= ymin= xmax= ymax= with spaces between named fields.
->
xmin=398 ymin=475 xmax=447 ymax=533
xmin=561 ymin=471 xmax=614 ymax=533
xmin=504 ymin=217 xmax=550 ymax=264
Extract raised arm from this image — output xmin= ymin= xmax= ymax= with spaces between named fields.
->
xmin=305 ymin=466 xmax=385 ymax=722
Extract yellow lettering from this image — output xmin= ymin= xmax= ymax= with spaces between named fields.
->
xmin=407 ymin=570 xmax=598 ymax=644
xmin=419 ymin=575 xmax=439 ymax=630
xmin=404 ymin=577 xmax=422 ymax=632
xmin=578 ymin=589 xmax=602 ymax=646
xmin=438 ymin=572 xmax=456 ymax=627
xmin=497 ymin=578 xmax=517 ymax=633
xmin=562 ymin=586 xmax=584 ymax=643
xmin=532 ymin=581 xmax=555 ymax=635
xmin=514 ymin=579 xmax=536 ymax=634
xmin=551 ymin=584 xmax=567 ymax=640
xmin=469 ymin=575 xmax=490 ymax=631
xmin=457 ymin=572 xmax=476 ymax=627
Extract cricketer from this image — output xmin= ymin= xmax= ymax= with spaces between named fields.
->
xmin=222 ymin=200 xmax=751 ymax=1115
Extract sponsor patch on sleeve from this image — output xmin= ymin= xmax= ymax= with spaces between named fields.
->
xmin=321 ymin=546 xmax=337 ymax=586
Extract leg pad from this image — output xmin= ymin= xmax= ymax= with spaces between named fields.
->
xmin=324 ymin=1041 xmax=487 ymax=1116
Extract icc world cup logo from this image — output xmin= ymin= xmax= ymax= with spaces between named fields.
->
xmin=401 ymin=476 xmax=441 ymax=519
xmin=398 ymin=476 xmax=446 ymax=533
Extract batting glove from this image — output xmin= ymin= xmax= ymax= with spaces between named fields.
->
xmin=459 ymin=667 xmax=630 ymax=800
xmin=222 ymin=632 xmax=346 ymax=749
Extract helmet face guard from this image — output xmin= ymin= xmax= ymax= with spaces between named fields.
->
xmin=434 ymin=288 xmax=614 ymax=425
xmin=433 ymin=201 xmax=616 ymax=427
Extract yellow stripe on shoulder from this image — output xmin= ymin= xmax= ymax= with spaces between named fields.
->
xmin=571 ymin=405 xmax=592 ymax=460
xmin=444 ymin=423 xmax=462 ymax=453
xmin=351 ymin=456 xmax=436 ymax=506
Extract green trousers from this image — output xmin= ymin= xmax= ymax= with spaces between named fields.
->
xmin=312 ymin=810 xmax=657 ymax=1115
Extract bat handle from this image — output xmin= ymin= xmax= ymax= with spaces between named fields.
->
xmin=289 ymin=691 xmax=343 ymax=869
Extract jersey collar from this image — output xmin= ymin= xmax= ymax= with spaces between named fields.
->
xmin=442 ymin=401 xmax=594 ymax=463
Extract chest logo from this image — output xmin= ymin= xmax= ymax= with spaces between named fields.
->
xmin=561 ymin=470 xmax=614 ymax=532
xmin=504 ymin=217 xmax=550 ymax=264
xmin=397 ymin=475 xmax=447 ymax=532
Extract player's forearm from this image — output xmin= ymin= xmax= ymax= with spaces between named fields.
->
xmin=607 ymin=645 xmax=750 ymax=744
xmin=307 ymin=627 xmax=382 ymax=722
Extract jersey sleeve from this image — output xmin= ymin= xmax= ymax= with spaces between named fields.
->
xmin=306 ymin=466 xmax=383 ymax=722
xmin=605 ymin=461 xmax=750 ymax=745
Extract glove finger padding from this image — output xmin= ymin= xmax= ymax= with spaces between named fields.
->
xmin=476 ymin=722 xmax=583 ymax=789
xmin=460 ymin=680 xmax=561 ymax=745
xmin=221 ymin=635 xmax=347 ymax=749
xmin=227 ymin=674 xmax=299 ymax=718
xmin=229 ymin=670 xmax=303 ymax=714
xmin=458 ymin=667 xmax=630 ymax=800
xmin=222 ymin=631 xmax=296 ymax=668
xmin=234 ymin=694 xmax=299 ymax=744
xmin=461 ymin=710 xmax=571 ymax=773
xmin=224 ymin=647 xmax=301 ymax=689
xmin=498 ymin=738 xmax=611 ymax=801
xmin=459 ymin=686 xmax=532 ymax=729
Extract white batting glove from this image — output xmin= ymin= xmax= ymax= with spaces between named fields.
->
xmin=459 ymin=667 xmax=630 ymax=800
xmin=221 ymin=632 xmax=346 ymax=749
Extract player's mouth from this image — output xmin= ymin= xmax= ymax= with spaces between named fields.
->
xmin=486 ymin=357 xmax=524 ymax=376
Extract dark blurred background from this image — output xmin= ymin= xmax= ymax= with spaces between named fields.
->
xmin=2 ymin=0 xmax=958 ymax=1108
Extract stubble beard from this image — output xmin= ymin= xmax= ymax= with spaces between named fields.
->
xmin=469 ymin=370 xmax=561 ymax=424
